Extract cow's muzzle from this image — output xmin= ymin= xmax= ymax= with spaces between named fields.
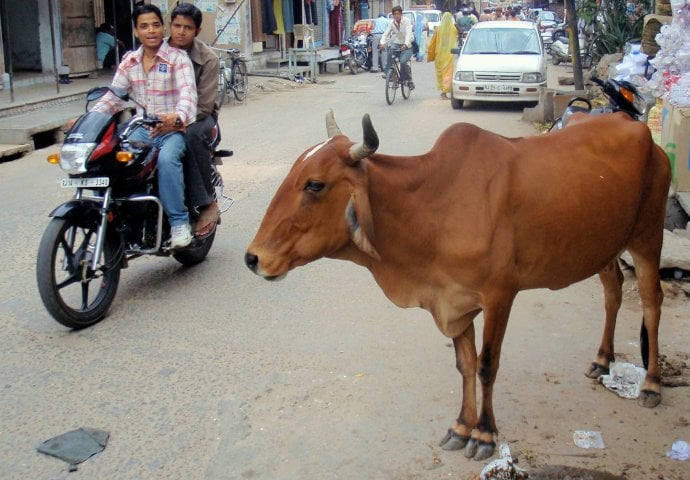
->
xmin=244 ymin=251 xmax=286 ymax=281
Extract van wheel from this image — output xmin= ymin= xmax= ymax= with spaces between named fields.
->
xmin=451 ymin=93 xmax=464 ymax=109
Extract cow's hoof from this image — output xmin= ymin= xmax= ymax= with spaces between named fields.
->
xmin=638 ymin=389 xmax=661 ymax=408
xmin=473 ymin=442 xmax=496 ymax=461
xmin=585 ymin=362 xmax=609 ymax=379
xmin=439 ymin=429 xmax=470 ymax=451
xmin=464 ymin=438 xmax=478 ymax=458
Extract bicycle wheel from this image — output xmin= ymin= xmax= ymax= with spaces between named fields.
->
xmin=401 ymin=62 xmax=411 ymax=99
xmin=401 ymin=80 xmax=411 ymax=99
xmin=385 ymin=67 xmax=398 ymax=105
xmin=231 ymin=61 xmax=248 ymax=102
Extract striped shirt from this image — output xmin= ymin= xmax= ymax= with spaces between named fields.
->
xmin=93 ymin=42 xmax=197 ymax=125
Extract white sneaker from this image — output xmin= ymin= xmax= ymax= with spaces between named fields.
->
xmin=170 ymin=223 xmax=192 ymax=249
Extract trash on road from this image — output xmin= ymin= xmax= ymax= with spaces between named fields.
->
xmin=599 ymin=361 xmax=646 ymax=399
xmin=37 ymin=427 xmax=109 ymax=471
xmin=573 ymin=430 xmax=605 ymax=449
xmin=480 ymin=443 xmax=528 ymax=480
xmin=666 ymin=440 xmax=690 ymax=461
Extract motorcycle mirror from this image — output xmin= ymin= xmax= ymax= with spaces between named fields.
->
xmin=86 ymin=86 xmax=112 ymax=102
xmin=85 ymin=86 xmax=131 ymax=110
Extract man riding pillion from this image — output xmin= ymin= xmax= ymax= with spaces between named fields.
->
xmin=92 ymin=4 xmax=197 ymax=249
xmin=168 ymin=3 xmax=221 ymax=238
xmin=380 ymin=6 xmax=415 ymax=90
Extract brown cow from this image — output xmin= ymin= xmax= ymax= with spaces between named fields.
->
xmin=245 ymin=111 xmax=671 ymax=461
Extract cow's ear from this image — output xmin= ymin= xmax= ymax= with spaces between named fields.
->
xmin=346 ymin=192 xmax=380 ymax=260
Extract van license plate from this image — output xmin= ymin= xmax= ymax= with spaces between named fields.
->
xmin=61 ymin=177 xmax=110 ymax=188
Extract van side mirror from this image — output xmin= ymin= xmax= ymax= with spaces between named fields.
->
xmin=451 ymin=48 xmax=461 ymax=55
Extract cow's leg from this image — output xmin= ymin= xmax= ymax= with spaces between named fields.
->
xmin=464 ymin=295 xmax=515 ymax=461
xmin=586 ymin=260 xmax=623 ymax=379
xmin=439 ymin=322 xmax=477 ymax=451
xmin=629 ymin=252 xmax=663 ymax=408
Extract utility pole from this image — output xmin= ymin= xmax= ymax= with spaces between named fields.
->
xmin=565 ymin=0 xmax=584 ymax=90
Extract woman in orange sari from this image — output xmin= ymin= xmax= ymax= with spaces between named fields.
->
xmin=427 ymin=12 xmax=458 ymax=99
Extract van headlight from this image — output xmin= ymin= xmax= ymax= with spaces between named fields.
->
xmin=455 ymin=71 xmax=474 ymax=81
xmin=59 ymin=143 xmax=96 ymax=174
xmin=522 ymin=73 xmax=544 ymax=83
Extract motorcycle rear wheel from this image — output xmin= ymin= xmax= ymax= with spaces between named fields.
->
xmin=347 ymin=55 xmax=357 ymax=75
xmin=37 ymin=217 xmax=121 ymax=329
xmin=173 ymin=228 xmax=216 ymax=266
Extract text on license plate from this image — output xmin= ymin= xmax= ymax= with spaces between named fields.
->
xmin=483 ymin=84 xmax=514 ymax=92
xmin=61 ymin=177 xmax=110 ymax=188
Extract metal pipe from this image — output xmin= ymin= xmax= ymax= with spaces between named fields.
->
xmin=48 ymin=0 xmax=60 ymax=94
xmin=91 ymin=188 xmax=113 ymax=271
xmin=0 ymin=0 xmax=14 ymax=101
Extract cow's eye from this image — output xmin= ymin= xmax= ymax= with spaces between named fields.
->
xmin=304 ymin=180 xmax=325 ymax=193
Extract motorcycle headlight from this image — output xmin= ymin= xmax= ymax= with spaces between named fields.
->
xmin=59 ymin=143 xmax=97 ymax=174
xmin=456 ymin=71 xmax=474 ymax=81
xmin=523 ymin=72 xmax=544 ymax=83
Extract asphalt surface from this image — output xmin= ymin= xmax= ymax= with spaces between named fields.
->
xmin=1 ymin=59 xmax=688 ymax=480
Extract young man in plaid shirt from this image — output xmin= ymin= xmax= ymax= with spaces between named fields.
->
xmin=93 ymin=4 xmax=198 ymax=249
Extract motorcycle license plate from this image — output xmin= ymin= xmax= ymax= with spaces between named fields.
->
xmin=341 ymin=49 xmax=351 ymax=57
xmin=61 ymin=177 xmax=110 ymax=188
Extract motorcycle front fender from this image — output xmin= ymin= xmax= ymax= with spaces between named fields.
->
xmin=49 ymin=199 xmax=103 ymax=224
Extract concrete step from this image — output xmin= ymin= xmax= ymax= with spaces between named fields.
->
xmin=0 ymin=143 xmax=32 ymax=159
xmin=0 ymin=99 xmax=84 ymax=150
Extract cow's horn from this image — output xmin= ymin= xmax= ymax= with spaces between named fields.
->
xmin=349 ymin=114 xmax=379 ymax=163
xmin=326 ymin=110 xmax=342 ymax=138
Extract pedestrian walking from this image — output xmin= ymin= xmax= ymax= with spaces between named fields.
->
xmin=370 ymin=14 xmax=389 ymax=72
xmin=427 ymin=12 xmax=458 ymax=100
xmin=414 ymin=13 xmax=427 ymax=62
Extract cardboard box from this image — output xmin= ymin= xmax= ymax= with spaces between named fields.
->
xmin=661 ymin=100 xmax=690 ymax=192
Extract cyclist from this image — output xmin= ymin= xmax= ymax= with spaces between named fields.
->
xmin=168 ymin=3 xmax=221 ymax=238
xmin=379 ymin=6 xmax=415 ymax=90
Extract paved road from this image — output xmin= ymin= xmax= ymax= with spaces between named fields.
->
xmin=1 ymin=61 xmax=688 ymax=480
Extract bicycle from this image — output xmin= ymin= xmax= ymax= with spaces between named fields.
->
xmin=384 ymin=48 xmax=412 ymax=105
xmin=215 ymin=48 xmax=248 ymax=107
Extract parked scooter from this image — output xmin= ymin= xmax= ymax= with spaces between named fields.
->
xmin=36 ymin=86 xmax=233 ymax=329
xmin=549 ymin=34 xmax=592 ymax=69
xmin=550 ymin=75 xmax=648 ymax=131
xmin=341 ymin=33 xmax=377 ymax=74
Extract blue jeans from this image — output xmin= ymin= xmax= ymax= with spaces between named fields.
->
xmin=385 ymin=45 xmax=413 ymax=82
xmin=129 ymin=126 xmax=188 ymax=227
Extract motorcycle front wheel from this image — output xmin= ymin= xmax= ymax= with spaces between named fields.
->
xmin=173 ymin=228 xmax=216 ymax=266
xmin=37 ymin=217 xmax=121 ymax=329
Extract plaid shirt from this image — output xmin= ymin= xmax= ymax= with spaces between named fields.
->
xmin=93 ymin=42 xmax=197 ymax=125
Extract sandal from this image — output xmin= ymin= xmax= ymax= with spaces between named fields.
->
xmin=194 ymin=201 xmax=219 ymax=237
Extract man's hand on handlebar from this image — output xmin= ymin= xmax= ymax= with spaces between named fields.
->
xmin=150 ymin=113 xmax=184 ymax=137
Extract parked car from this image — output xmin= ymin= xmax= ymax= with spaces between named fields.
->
xmin=351 ymin=19 xmax=374 ymax=35
xmin=450 ymin=21 xmax=547 ymax=109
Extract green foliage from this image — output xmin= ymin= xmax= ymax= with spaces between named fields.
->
xmin=578 ymin=0 xmax=650 ymax=62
